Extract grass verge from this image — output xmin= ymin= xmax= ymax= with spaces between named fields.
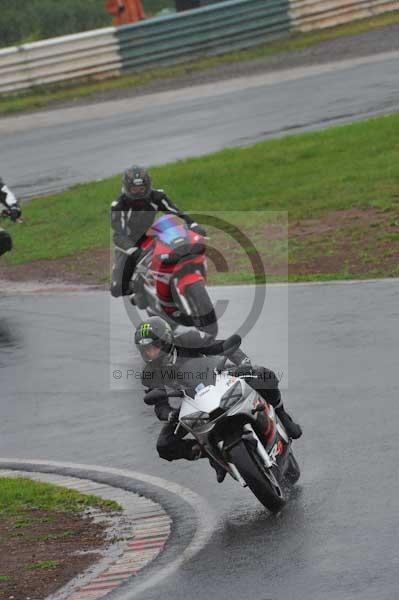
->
xmin=1 ymin=113 xmax=399 ymax=283
xmin=28 ymin=560 xmax=61 ymax=570
xmin=1 ymin=11 xmax=399 ymax=116
xmin=0 ymin=476 xmax=120 ymax=598
xmin=0 ymin=476 xmax=120 ymax=516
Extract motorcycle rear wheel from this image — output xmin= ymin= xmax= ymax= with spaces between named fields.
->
xmin=184 ymin=281 xmax=218 ymax=337
xmin=230 ymin=440 xmax=286 ymax=513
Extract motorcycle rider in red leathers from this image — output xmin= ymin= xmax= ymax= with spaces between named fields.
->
xmin=110 ymin=165 xmax=206 ymax=298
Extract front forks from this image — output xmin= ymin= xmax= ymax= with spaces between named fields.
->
xmin=242 ymin=424 xmax=275 ymax=468
xmin=215 ymin=441 xmax=247 ymax=487
xmin=170 ymin=278 xmax=192 ymax=316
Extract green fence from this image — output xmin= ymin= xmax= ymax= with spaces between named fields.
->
xmin=116 ymin=0 xmax=291 ymax=71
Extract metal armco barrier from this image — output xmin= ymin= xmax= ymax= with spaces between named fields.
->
xmin=0 ymin=0 xmax=398 ymax=95
xmin=115 ymin=0 xmax=291 ymax=72
xmin=290 ymin=0 xmax=399 ymax=31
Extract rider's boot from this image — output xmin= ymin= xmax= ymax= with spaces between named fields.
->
xmin=190 ymin=444 xmax=226 ymax=483
xmin=188 ymin=443 xmax=202 ymax=460
xmin=209 ymin=457 xmax=227 ymax=483
xmin=275 ymin=404 xmax=302 ymax=440
xmin=129 ymin=277 xmax=146 ymax=309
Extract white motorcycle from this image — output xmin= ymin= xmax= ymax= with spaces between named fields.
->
xmin=145 ymin=337 xmax=300 ymax=513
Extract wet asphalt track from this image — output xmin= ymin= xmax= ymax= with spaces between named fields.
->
xmin=1 ymin=279 xmax=399 ymax=599
xmin=1 ymin=44 xmax=399 ymax=599
xmin=1 ymin=50 xmax=399 ymax=197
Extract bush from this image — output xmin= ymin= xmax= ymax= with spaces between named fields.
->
xmin=143 ymin=0 xmax=175 ymax=14
xmin=0 ymin=1 xmax=175 ymax=48
xmin=0 ymin=0 xmax=110 ymax=48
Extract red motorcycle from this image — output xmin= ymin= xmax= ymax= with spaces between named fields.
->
xmin=130 ymin=215 xmax=218 ymax=336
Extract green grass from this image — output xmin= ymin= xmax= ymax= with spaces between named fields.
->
xmin=4 ymin=112 xmax=399 ymax=264
xmin=2 ymin=112 xmax=399 ymax=283
xmin=1 ymin=11 xmax=399 ymax=116
xmin=28 ymin=560 xmax=60 ymax=570
xmin=0 ymin=576 xmax=11 ymax=582
xmin=0 ymin=477 xmax=121 ymax=516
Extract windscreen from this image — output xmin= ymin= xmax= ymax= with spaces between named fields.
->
xmin=221 ymin=380 xmax=243 ymax=404
xmin=149 ymin=215 xmax=188 ymax=246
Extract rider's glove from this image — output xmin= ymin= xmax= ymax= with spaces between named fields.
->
xmin=167 ymin=409 xmax=180 ymax=423
xmin=144 ymin=388 xmax=167 ymax=405
xmin=234 ymin=361 xmax=253 ymax=377
xmin=238 ymin=357 xmax=252 ymax=368
xmin=9 ymin=206 xmax=21 ymax=222
xmin=190 ymin=223 xmax=207 ymax=237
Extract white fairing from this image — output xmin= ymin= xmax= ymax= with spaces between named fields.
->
xmin=179 ymin=373 xmax=242 ymax=418
xmin=1 ymin=185 xmax=17 ymax=208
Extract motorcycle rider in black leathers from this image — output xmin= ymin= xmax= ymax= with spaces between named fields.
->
xmin=111 ymin=165 xmax=206 ymax=297
xmin=135 ymin=317 xmax=302 ymax=482
xmin=0 ymin=178 xmax=21 ymax=257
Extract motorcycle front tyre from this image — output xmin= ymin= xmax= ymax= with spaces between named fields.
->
xmin=185 ymin=280 xmax=218 ymax=337
xmin=230 ymin=440 xmax=286 ymax=513
xmin=284 ymin=450 xmax=301 ymax=484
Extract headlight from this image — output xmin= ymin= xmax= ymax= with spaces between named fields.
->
xmin=181 ymin=411 xmax=209 ymax=426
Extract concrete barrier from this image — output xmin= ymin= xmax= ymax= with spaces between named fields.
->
xmin=290 ymin=0 xmax=399 ymax=32
xmin=0 ymin=28 xmax=120 ymax=94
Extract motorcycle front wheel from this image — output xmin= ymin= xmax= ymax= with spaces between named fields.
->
xmin=184 ymin=281 xmax=218 ymax=337
xmin=284 ymin=450 xmax=301 ymax=484
xmin=230 ymin=440 xmax=286 ymax=513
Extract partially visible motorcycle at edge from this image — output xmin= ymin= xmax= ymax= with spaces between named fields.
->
xmin=130 ymin=214 xmax=218 ymax=337
xmin=0 ymin=209 xmax=23 ymax=224
xmin=0 ymin=209 xmax=23 ymax=257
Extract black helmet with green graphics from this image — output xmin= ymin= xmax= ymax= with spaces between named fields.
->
xmin=134 ymin=317 xmax=174 ymax=364
xmin=122 ymin=165 xmax=152 ymax=202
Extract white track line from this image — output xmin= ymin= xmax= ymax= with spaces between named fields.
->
xmin=2 ymin=277 xmax=399 ymax=296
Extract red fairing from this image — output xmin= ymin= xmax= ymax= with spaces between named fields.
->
xmin=138 ymin=215 xmax=208 ymax=314
xmin=176 ymin=270 xmax=204 ymax=294
xmin=264 ymin=405 xmax=277 ymax=445
xmin=141 ymin=236 xmax=153 ymax=252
